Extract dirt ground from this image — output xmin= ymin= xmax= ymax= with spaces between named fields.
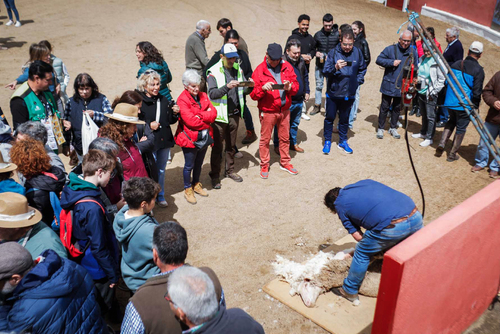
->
xmin=1 ymin=0 xmax=499 ymax=333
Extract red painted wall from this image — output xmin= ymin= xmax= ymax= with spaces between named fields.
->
xmin=409 ymin=0 xmax=496 ymax=27
xmin=372 ymin=180 xmax=500 ymax=334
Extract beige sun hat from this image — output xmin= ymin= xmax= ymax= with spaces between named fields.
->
xmin=0 ymin=153 xmax=17 ymax=174
xmin=104 ymin=103 xmax=145 ymax=125
xmin=0 ymin=192 xmax=42 ymax=228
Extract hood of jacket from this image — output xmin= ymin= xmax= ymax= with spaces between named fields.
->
xmin=0 ymin=178 xmax=25 ymax=195
xmin=26 ymin=166 xmax=66 ymax=193
xmin=291 ymin=27 xmax=312 ymax=38
xmin=113 ymin=205 xmax=157 ymax=243
xmin=59 ymin=172 xmax=101 ymax=209
xmin=140 ymin=61 xmax=164 ymax=72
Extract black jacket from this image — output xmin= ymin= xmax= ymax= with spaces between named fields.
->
xmin=135 ymin=123 xmax=155 ymax=154
xmin=138 ymin=91 xmax=178 ymax=150
xmin=283 ymin=54 xmax=310 ymax=101
xmin=25 ymin=166 xmax=66 ymax=225
xmin=286 ymin=28 xmax=316 ymax=58
xmin=314 ymin=26 xmax=339 ymax=68
xmin=443 ymin=39 xmax=464 ymax=66
xmin=205 ymin=49 xmax=253 ymax=80
xmin=354 ymin=34 xmax=371 ymax=66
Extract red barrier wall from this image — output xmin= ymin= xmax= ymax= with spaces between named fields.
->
xmin=409 ymin=0 xmax=496 ymax=27
xmin=372 ymin=180 xmax=500 ymax=334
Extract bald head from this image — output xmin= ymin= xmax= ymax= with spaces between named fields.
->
xmin=399 ymin=30 xmax=412 ymax=49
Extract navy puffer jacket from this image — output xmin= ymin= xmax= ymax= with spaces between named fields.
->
xmin=1 ymin=249 xmax=108 ymax=334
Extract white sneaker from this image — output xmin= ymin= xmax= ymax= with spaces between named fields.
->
xmin=376 ymin=129 xmax=384 ymax=139
xmin=14 ymin=21 xmax=21 ymax=27
xmin=301 ymin=113 xmax=310 ymax=121
xmin=389 ymin=128 xmax=401 ymax=139
xmin=397 ymin=121 xmax=403 ymax=128
xmin=412 ymin=133 xmax=423 ymax=139
xmin=419 ymin=139 xmax=433 ymax=147
xmin=6 ymin=20 xmax=14 ymax=26
xmin=234 ymin=151 xmax=243 ymax=159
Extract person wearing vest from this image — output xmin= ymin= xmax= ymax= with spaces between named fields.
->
xmin=121 ymin=222 xmax=224 ymax=334
xmin=63 ymin=73 xmax=112 ymax=159
xmin=207 ymin=43 xmax=250 ymax=189
xmin=10 ymin=61 xmax=65 ymax=152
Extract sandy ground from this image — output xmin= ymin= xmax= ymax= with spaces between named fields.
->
xmin=1 ymin=0 xmax=499 ymax=332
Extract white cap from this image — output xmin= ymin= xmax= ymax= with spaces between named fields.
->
xmin=469 ymin=41 xmax=483 ymax=54
xmin=221 ymin=43 xmax=239 ymax=58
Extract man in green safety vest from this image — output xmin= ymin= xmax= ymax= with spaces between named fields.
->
xmin=206 ymin=43 xmax=253 ymax=189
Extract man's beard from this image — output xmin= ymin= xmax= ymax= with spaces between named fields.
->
xmin=1 ymin=280 xmax=17 ymax=296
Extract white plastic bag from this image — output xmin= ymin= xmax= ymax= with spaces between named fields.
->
xmin=81 ymin=113 xmax=99 ymax=155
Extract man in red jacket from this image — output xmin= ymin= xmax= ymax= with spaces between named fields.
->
xmin=250 ymin=43 xmax=299 ymax=179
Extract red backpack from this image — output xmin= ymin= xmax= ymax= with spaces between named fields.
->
xmin=60 ymin=198 xmax=105 ymax=258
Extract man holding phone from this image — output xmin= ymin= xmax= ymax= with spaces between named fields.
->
xmin=250 ymin=43 xmax=299 ymax=179
xmin=322 ymin=28 xmax=367 ymax=155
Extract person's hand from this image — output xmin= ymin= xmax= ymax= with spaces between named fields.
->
xmin=494 ymin=100 xmax=500 ymax=110
xmin=262 ymin=82 xmax=274 ymax=91
xmin=301 ymin=54 xmax=312 ymax=63
xmin=55 ymin=84 xmax=61 ymax=95
xmin=62 ymin=146 xmax=70 ymax=157
xmin=315 ymin=52 xmax=324 ymax=58
xmin=335 ymin=59 xmax=347 ymax=70
xmin=304 ymin=93 xmax=310 ymax=102
xmin=5 ymin=80 xmax=17 ymax=90
xmin=150 ymin=121 xmax=159 ymax=131
xmin=139 ymin=136 xmax=147 ymax=142
xmin=248 ymin=77 xmax=254 ymax=82
xmin=393 ymin=59 xmax=402 ymax=67
xmin=283 ymin=81 xmax=292 ymax=91
xmin=352 ymin=231 xmax=363 ymax=242
xmin=116 ymin=198 xmax=126 ymax=210
xmin=172 ymin=104 xmax=180 ymax=114
xmin=63 ymin=120 xmax=71 ymax=131
xmin=84 ymin=110 xmax=95 ymax=118
xmin=227 ymin=80 xmax=239 ymax=89
xmin=109 ymin=283 xmax=116 ymax=289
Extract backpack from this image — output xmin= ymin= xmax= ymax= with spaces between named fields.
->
xmin=59 ymin=197 xmax=105 ymax=258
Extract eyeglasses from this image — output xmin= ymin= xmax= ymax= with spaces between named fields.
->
xmin=164 ymin=293 xmax=178 ymax=308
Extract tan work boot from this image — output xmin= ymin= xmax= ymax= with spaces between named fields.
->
xmin=184 ymin=187 xmax=197 ymax=204
xmin=192 ymin=182 xmax=208 ymax=197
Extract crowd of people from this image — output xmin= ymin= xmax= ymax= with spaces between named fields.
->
xmin=0 ymin=10 xmax=499 ymax=334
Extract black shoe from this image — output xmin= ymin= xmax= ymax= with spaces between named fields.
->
xmin=436 ymin=121 xmax=445 ymax=128
xmin=211 ymin=178 xmax=221 ymax=189
xmin=332 ymin=287 xmax=359 ymax=302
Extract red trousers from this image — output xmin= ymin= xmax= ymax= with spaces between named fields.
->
xmin=259 ymin=110 xmax=291 ymax=168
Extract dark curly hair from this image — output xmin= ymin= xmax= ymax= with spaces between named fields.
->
xmin=98 ymin=119 xmax=129 ymax=151
xmin=137 ymin=41 xmax=164 ymax=65
xmin=10 ymin=137 xmax=51 ymax=179
xmin=324 ymin=187 xmax=342 ymax=214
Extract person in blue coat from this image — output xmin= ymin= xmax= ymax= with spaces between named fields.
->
xmin=322 ymin=28 xmax=366 ymax=155
xmin=136 ymin=41 xmax=173 ymax=100
xmin=375 ymin=30 xmax=418 ymax=140
xmin=0 ymin=243 xmax=108 ymax=334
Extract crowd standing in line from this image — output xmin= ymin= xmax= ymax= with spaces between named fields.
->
xmin=0 ymin=11 xmax=496 ymax=334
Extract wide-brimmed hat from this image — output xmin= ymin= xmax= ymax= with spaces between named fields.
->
xmin=104 ymin=103 xmax=145 ymax=125
xmin=0 ymin=192 xmax=42 ymax=228
xmin=0 ymin=152 xmax=17 ymax=174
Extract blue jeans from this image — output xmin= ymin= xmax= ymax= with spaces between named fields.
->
xmin=315 ymin=67 xmax=325 ymax=106
xmin=437 ymin=106 xmax=449 ymax=123
xmin=343 ymin=211 xmax=423 ymax=295
xmin=273 ymin=101 xmax=303 ymax=146
xmin=4 ymin=0 xmax=19 ymax=21
xmin=243 ymin=104 xmax=254 ymax=131
xmin=324 ymin=95 xmax=353 ymax=143
xmin=181 ymin=146 xmax=208 ymax=189
xmin=474 ymin=122 xmax=500 ymax=172
xmin=349 ymin=86 xmax=361 ymax=129
xmin=153 ymin=148 xmax=170 ymax=201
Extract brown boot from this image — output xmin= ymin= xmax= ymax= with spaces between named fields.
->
xmin=435 ymin=129 xmax=452 ymax=157
xmin=192 ymin=182 xmax=208 ymax=197
xmin=447 ymin=133 xmax=465 ymax=162
xmin=242 ymin=130 xmax=258 ymax=145
xmin=184 ymin=188 xmax=197 ymax=204
xmin=310 ymin=104 xmax=321 ymax=116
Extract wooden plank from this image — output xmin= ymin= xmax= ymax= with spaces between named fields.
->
xmin=263 ymin=235 xmax=376 ymax=334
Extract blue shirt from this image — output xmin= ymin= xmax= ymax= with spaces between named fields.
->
xmin=335 ymin=179 xmax=416 ymax=234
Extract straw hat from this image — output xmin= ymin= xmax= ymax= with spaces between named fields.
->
xmin=0 ymin=153 xmax=17 ymax=174
xmin=104 ymin=103 xmax=145 ymax=125
xmin=0 ymin=192 xmax=42 ymax=228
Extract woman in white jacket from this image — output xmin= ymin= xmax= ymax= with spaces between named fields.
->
xmin=412 ymin=44 xmax=446 ymax=147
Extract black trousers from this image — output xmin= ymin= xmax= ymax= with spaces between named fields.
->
xmin=378 ymin=94 xmax=401 ymax=130
xmin=445 ymin=108 xmax=471 ymax=135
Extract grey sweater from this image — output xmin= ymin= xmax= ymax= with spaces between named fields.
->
xmin=185 ymin=32 xmax=210 ymax=74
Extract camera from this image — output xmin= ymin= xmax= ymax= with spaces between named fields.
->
xmin=415 ymin=80 xmax=422 ymax=91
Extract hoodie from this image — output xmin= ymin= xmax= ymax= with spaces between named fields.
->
xmin=60 ymin=172 xmax=119 ymax=283
xmin=286 ymin=28 xmax=316 ymax=59
xmin=113 ymin=205 xmax=160 ymax=292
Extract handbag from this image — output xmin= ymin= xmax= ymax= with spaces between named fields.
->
xmin=136 ymin=125 xmax=159 ymax=182
xmin=183 ymin=128 xmax=213 ymax=150
xmin=81 ymin=113 xmax=99 ymax=155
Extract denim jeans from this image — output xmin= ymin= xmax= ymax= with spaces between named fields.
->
xmin=343 ymin=211 xmax=423 ymax=295
xmin=4 ymin=0 xmax=19 ymax=21
xmin=181 ymin=146 xmax=208 ymax=189
xmin=437 ymin=107 xmax=449 ymax=123
xmin=273 ymin=101 xmax=303 ymax=146
xmin=349 ymin=86 xmax=361 ymax=129
xmin=315 ymin=67 xmax=325 ymax=106
xmin=474 ymin=122 xmax=500 ymax=172
xmin=324 ymin=95 xmax=353 ymax=143
xmin=243 ymin=104 xmax=254 ymax=131
xmin=153 ymin=148 xmax=170 ymax=201
xmin=417 ymin=93 xmax=438 ymax=140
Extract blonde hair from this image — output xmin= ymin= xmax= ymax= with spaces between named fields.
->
xmin=137 ymin=70 xmax=161 ymax=92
